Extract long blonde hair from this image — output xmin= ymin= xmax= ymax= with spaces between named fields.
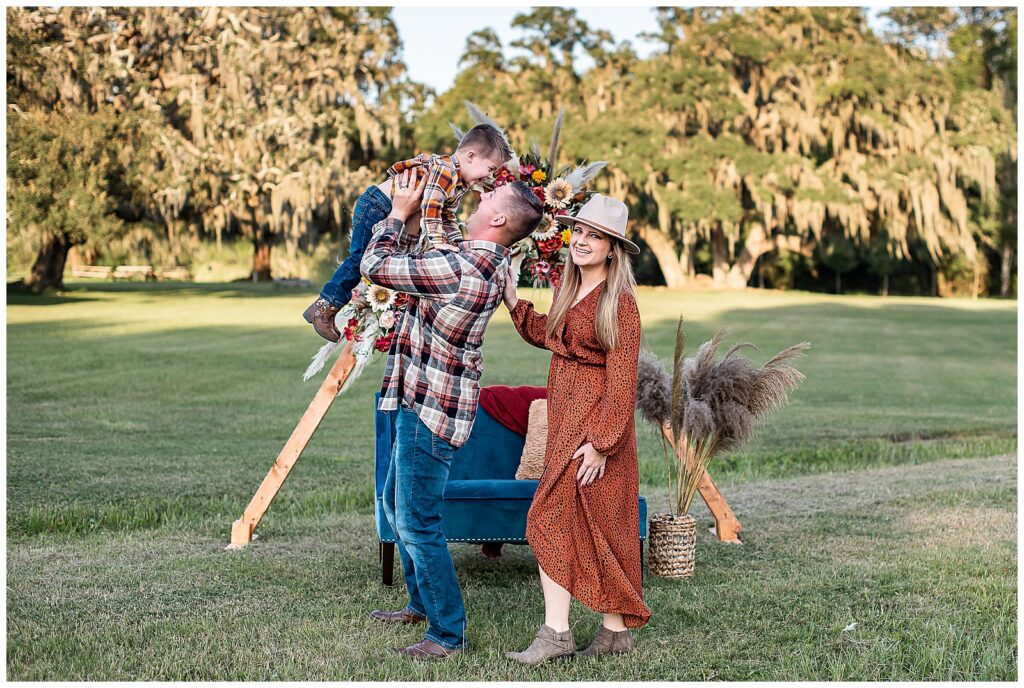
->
xmin=546 ymin=234 xmax=637 ymax=351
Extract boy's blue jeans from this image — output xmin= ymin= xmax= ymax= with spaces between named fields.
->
xmin=380 ymin=405 xmax=467 ymax=650
xmin=320 ymin=185 xmax=392 ymax=308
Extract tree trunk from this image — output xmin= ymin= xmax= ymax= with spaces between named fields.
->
xmin=725 ymin=222 xmax=816 ymax=290
xmin=252 ymin=241 xmax=272 ymax=281
xmin=711 ymin=225 xmax=729 ymax=289
xmin=24 ymin=233 xmax=72 ymax=293
xmin=1000 ymin=244 xmax=1014 ymax=297
xmin=882 ymin=273 xmax=889 ymax=297
xmin=681 ymin=226 xmax=698 ymax=279
xmin=637 ymin=223 xmax=687 ymax=288
xmin=835 ymin=271 xmax=841 ymax=294
xmin=726 ymin=221 xmax=765 ymax=289
xmin=250 ymin=206 xmax=273 ymax=281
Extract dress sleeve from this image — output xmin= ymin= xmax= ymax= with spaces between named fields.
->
xmin=586 ymin=294 xmax=641 ymax=456
xmin=509 ymin=299 xmax=549 ymax=350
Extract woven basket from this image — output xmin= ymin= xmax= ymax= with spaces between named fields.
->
xmin=648 ymin=513 xmax=696 ymax=579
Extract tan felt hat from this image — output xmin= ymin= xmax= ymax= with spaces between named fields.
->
xmin=554 ymin=193 xmax=640 ymax=254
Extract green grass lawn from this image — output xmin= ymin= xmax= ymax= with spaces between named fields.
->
xmin=6 ymin=283 xmax=1018 ymax=679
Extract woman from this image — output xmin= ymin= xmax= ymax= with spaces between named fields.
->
xmin=504 ymin=194 xmax=651 ymax=665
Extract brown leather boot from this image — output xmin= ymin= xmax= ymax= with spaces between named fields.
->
xmin=505 ymin=625 xmax=576 ymax=665
xmin=576 ymin=626 xmax=635 ymax=657
xmin=303 ymin=297 xmax=341 ymax=342
xmin=369 ymin=607 xmax=426 ymax=624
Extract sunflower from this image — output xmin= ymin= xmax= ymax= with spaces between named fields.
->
xmin=544 ymin=178 xmax=573 ymax=209
xmin=367 ymin=284 xmax=396 ymax=312
xmin=531 ymin=213 xmax=558 ymax=241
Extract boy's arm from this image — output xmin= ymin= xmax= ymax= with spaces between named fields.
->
xmin=386 ymin=154 xmax=430 ymax=179
xmin=420 ymin=160 xmax=459 ymax=247
xmin=360 ymin=217 xmax=462 ymax=298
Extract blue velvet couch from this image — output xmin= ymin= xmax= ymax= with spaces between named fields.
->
xmin=374 ymin=393 xmax=648 ymax=585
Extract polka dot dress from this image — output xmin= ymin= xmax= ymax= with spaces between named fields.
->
xmin=510 ymin=281 xmax=651 ymax=628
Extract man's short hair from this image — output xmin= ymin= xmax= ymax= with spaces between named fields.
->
xmin=456 ymin=124 xmax=513 ymax=164
xmin=500 ymin=181 xmax=544 ymax=244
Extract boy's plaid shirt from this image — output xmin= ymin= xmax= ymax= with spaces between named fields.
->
xmin=360 ymin=217 xmax=510 ymax=448
xmin=387 ymin=154 xmax=466 ymax=247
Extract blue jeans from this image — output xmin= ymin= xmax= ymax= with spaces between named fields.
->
xmin=319 ymin=185 xmax=392 ymax=308
xmin=381 ymin=406 xmax=466 ymax=650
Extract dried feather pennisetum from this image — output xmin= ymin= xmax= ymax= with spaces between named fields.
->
xmin=633 ymin=321 xmax=811 ymax=514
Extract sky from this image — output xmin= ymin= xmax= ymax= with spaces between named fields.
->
xmin=392 ymin=6 xmax=663 ymax=94
xmin=391 ymin=6 xmax=893 ymax=95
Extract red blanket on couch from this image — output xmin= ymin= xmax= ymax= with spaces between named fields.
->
xmin=479 ymin=385 xmax=548 ymax=437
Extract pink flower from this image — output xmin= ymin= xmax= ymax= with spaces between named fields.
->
xmin=534 ymin=260 xmax=551 ymax=275
xmin=379 ymin=310 xmax=397 ymax=329
xmin=519 ymin=164 xmax=535 ymax=177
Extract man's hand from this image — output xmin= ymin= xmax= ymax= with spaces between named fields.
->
xmin=389 ymin=169 xmax=426 ymax=224
xmin=503 ymin=264 xmax=519 ymax=310
xmin=573 ymin=442 xmax=607 ymax=486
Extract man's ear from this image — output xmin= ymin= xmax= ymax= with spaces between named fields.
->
xmin=489 ymin=212 xmax=508 ymax=229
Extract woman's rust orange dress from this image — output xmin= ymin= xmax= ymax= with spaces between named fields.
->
xmin=510 ymin=281 xmax=651 ymax=628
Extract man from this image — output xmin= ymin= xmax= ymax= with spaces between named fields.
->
xmin=360 ymin=169 xmax=543 ymax=659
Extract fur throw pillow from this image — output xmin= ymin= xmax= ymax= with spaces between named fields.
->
xmin=516 ymin=399 xmax=548 ymax=480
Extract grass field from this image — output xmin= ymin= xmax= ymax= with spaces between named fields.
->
xmin=6 ymin=283 xmax=1018 ymax=680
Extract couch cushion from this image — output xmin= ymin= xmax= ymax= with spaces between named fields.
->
xmin=377 ymin=495 xmax=649 ymax=543
xmin=444 ymin=479 xmax=539 ymax=501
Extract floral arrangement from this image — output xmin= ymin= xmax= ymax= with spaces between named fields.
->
xmin=635 ymin=321 xmax=811 ymax=514
xmin=302 ymin=278 xmax=410 ymax=386
xmin=479 ymin=108 xmax=607 ymax=289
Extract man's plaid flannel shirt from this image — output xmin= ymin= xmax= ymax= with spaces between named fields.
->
xmin=360 ymin=216 xmax=510 ymax=448
xmin=387 ymin=154 xmax=467 ymax=248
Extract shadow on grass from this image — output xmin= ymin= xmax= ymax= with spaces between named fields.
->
xmin=61 ymin=280 xmax=317 ymax=299
xmin=7 ymin=280 xmax=101 ymax=306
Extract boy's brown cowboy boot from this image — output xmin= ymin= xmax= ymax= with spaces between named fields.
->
xmin=302 ymin=297 xmax=341 ymax=342
xmin=576 ymin=626 xmax=635 ymax=657
xmin=505 ymin=625 xmax=576 ymax=665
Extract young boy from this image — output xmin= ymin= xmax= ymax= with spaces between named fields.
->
xmin=303 ymin=124 xmax=513 ymax=341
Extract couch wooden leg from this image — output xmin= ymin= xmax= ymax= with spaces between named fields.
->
xmin=381 ymin=541 xmax=395 ymax=586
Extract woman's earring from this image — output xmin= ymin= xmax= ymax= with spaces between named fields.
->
xmin=607 ymin=254 xmax=612 ymax=261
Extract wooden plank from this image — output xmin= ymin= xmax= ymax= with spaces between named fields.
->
xmin=228 ymin=341 xmax=357 ymax=548
xmin=696 ymin=471 xmax=742 ymax=543
xmin=113 ymin=265 xmax=155 ymax=280
xmin=71 ymin=265 xmax=113 ymax=278
xmin=660 ymin=422 xmax=743 ymax=543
